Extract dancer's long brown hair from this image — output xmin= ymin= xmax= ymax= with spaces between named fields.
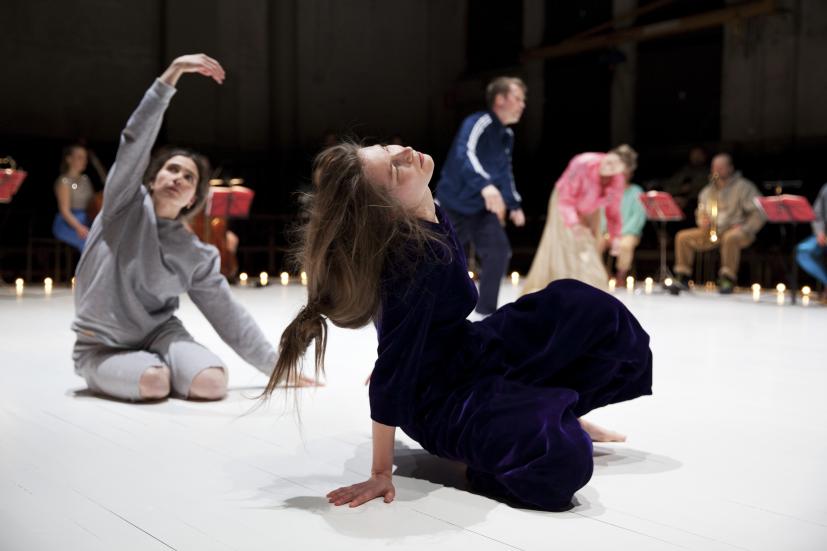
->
xmin=262 ymin=142 xmax=445 ymax=396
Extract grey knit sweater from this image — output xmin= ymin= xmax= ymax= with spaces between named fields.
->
xmin=72 ymin=79 xmax=276 ymax=374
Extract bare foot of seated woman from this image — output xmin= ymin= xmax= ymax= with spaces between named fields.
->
xmin=578 ymin=418 xmax=627 ymax=442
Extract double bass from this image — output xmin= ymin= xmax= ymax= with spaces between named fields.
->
xmin=191 ymin=177 xmax=242 ymax=280
xmin=85 ymin=149 xmax=108 ymax=223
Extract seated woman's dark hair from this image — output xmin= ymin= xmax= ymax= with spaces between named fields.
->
xmin=143 ymin=147 xmax=211 ymax=220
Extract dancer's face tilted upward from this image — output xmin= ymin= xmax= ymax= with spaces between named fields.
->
xmin=149 ymin=155 xmax=200 ymax=219
xmin=358 ymin=144 xmax=435 ymax=220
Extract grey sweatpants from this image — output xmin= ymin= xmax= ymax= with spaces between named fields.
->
xmin=73 ymin=317 xmax=225 ymax=401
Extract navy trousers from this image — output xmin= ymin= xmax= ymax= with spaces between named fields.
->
xmin=443 ymin=208 xmax=511 ymax=315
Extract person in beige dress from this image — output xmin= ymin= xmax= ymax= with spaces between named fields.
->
xmin=522 ymin=146 xmax=637 ymax=293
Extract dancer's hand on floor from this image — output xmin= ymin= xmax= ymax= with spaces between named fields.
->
xmin=327 ymin=473 xmax=395 ymax=507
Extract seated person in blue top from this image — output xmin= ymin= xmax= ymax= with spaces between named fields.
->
xmin=262 ymin=140 xmax=654 ymax=512
xmin=53 ymin=144 xmax=95 ymax=251
xmin=795 ymin=182 xmax=827 ymax=302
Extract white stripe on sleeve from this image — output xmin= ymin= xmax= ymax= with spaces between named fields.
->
xmin=466 ymin=114 xmax=493 ymax=180
xmin=510 ymin=180 xmax=522 ymax=203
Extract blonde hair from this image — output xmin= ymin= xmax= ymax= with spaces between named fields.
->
xmin=610 ymin=144 xmax=638 ymax=173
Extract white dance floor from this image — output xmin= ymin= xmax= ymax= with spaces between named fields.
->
xmin=1 ymin=280 xmax=826 ymax=550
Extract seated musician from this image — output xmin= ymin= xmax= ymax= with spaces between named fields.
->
xmin=670 ymin=154 xmax=765 ymax=295
xmin=661 ymin=146 xmax=708 ymax=214
xmin=52 ymin=145 xmax=95 ymax=251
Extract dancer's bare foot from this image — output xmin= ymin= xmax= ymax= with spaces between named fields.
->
xmin=579 ymin=418 xmax=627 ymax=442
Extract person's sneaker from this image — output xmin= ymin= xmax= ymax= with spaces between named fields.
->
xmin=668 ymin=275 xmax=691 ymax=295
xmin=718 ymin=276 xmax=735 ymax=295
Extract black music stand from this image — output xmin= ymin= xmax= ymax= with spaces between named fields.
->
xmin=639 ymin=191 xmax=685 ymax=283
xmin=755 ymin=193 xmax=815 ymax=305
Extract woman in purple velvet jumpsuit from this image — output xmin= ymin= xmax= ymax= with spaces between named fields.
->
xmin=264 ymin=141 xmax=653 ymax=512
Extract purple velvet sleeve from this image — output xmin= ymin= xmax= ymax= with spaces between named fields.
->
xmin=368 ymin=262 xmax=443 ymax=427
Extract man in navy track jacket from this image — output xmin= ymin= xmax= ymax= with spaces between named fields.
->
xmin=436 ymin=76 xmax=526 ymax=316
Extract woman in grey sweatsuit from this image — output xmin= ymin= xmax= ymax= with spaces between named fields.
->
xmin=72 ymin=54 xmax=284 ymax=401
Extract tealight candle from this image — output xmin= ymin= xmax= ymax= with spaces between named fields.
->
xmin=259 ymin=272 xmax=269 ymax=286
xmin=15 ymin=278 xmax=24 ymax=297
xmin=239 ymin=272 xmax=248 ymax=286
xmin=608 ymin=278 xmax=616 ymax=292
xmin=626 ymin=276 xmax=635 ymax=293
xmin=644 ymin=277 xmax=654 ymax=294
xmin=776 ymin=283 xmax=785 ymax=305
xmin=300 ymin=271 xmax=308 ymax=286
xmin=751 ymin=283 xmax=761 ymax=302
xmin=44 ymin=277 xmax=53 ymax=295
xmin=510 ymin=271 xmax=520 ymax=286
xmin=280 ymin=272 xmax=289 ymax=286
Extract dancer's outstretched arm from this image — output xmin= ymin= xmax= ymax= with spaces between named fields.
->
xmin=102 ymin=53 xmax=224 ymax=221
xmin=326 ymin=421 xmax=396 ymax=507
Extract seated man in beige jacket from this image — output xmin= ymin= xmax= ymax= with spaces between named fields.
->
xmin=670 ymin=154 xmax=765 ymax=294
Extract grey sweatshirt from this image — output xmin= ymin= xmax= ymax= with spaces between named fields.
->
xmin=72 ymin=79 xmax=276 ymax=375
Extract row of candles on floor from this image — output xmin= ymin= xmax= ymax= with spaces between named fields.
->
xmin=11 ymin=273 xmax=311 ymax=294
xmin=237 ymin=271 xmax=308 ymax=287
xmin=11 ymin=273 xmax=814 ymax=305
xmin=14 ymin=277 xmax=59 ymax=296
xmin=614 ymin=277 xmax=812 ymax=305
xmin=506 ymin=272 xmax=812 ymax=305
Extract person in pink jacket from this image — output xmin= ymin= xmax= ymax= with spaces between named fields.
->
xmin=522 ymin=145 xmax=637 ymax=292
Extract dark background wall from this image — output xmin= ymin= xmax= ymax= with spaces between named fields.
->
xmin=2 ymin=0 xmax=826 ymax=281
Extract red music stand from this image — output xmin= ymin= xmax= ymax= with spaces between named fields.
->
xmin=754 ymin=194 xmax=815 ymax=304
xmin=754 ymin=195 xmax=815 ymax=223
xmin=0 ymin=159 xmax=28 ymax=287
xmin=0 ymin=167 xmax=27 ymax=203
xmin=206 ymin=185 xmax=255 ymax=218
xmin=640 ymin=191 xmax=685 ymax=282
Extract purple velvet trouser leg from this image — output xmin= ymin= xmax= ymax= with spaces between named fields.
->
xmin=410 ymin=280 xmax=653 ymax=511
